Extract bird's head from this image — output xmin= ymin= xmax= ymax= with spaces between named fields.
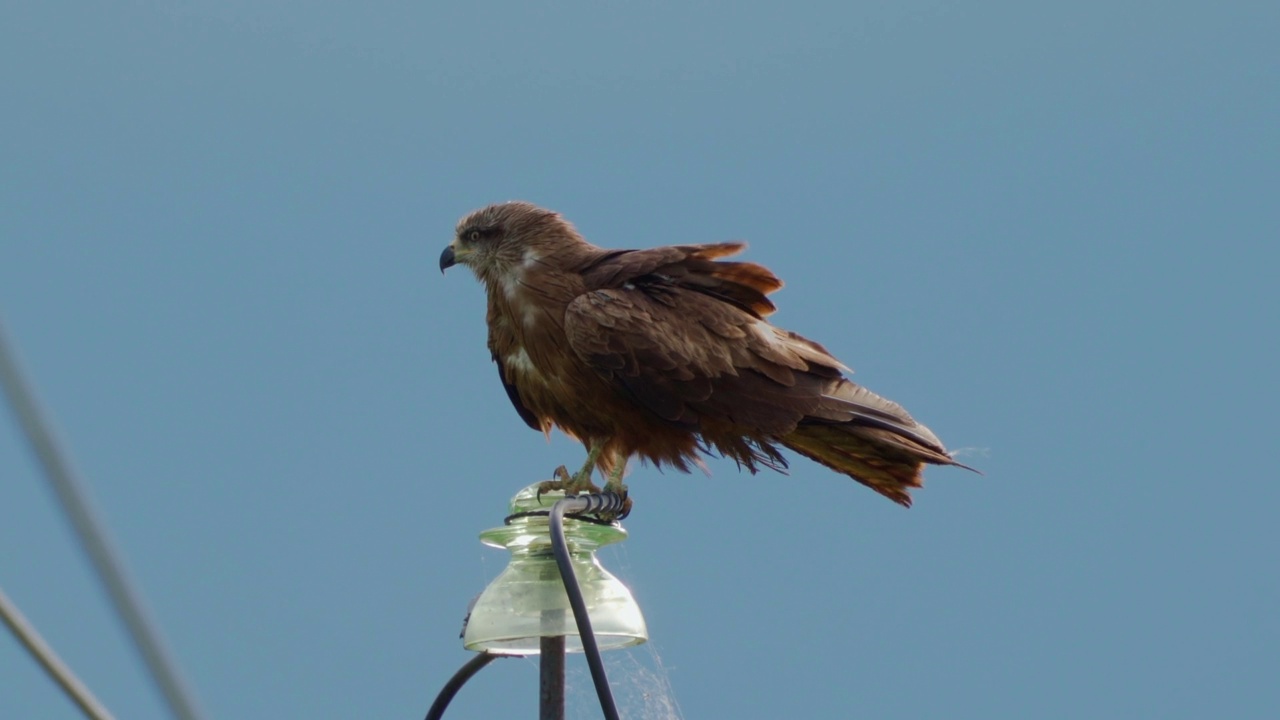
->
xmin=440 ymin=201 xmax=581 ymax=286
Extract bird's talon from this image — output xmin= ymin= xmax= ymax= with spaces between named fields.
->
xmin=537 ymin=468 xmax=571 ymax=503
xmin=615 ymin=495 xmax=633 ymax=521
xmin=539 ymin=464 xmax=603 ymax=502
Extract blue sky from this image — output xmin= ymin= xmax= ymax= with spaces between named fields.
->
xmin=3 ymin=1 xmax=1277 ymax=718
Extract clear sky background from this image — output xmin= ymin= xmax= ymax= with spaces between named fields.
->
xmin=3 ymin=2 xmax=1277 ymax=718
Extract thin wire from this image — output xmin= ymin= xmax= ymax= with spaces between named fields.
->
xmin=0 ymin=316 xmax=207 ymax=720
xmin=0 ymin=585 xmax=117 ymax=720
xmin=423 ymin=652 xmax=501 ymax=720
xmin=549 ymin=494 xmax=625 ymax=720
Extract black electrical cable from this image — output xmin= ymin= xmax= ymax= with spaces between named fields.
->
xmin=549 ymin=493 xmax=627 ymax=720
xmin=423 ymin=652 xmax=501 ymax=720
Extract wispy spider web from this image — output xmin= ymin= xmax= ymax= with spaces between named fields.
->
xmin=565 ymin=643 xmax=684 ymax=720
xmin=564 ymin=540 xmax=683 ymax=720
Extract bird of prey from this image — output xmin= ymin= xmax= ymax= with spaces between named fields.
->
xmin=440 ymin=201 xmax=971 ymax=510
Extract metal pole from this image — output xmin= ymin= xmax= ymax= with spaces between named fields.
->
xmin=539 ymin=635 xmax=565 ymax=720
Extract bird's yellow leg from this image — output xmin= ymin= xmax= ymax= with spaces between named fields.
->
xmin=603 ymin=461 xmax=627 ymax=495
xmin=602 ymin=460 xmax=632 ymax=519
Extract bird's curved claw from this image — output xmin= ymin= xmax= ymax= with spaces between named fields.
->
xmin=613 ymin=491 xmax=633 ymax=521
xmin=538 ymin=465 xmax=602 ymax=503
xmin=536 ymin=466 xmax=572 ymax=503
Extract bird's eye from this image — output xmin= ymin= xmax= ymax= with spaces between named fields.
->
xmin=468 ymin=229 xmax=482 ymax=242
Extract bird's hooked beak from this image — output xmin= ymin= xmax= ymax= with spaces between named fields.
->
xmin=439 ymin=245 xmax=456 ymax=273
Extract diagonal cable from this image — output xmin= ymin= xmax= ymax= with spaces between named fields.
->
xmin=1 ymin=584 xmax=117 ymax=720
xmin=0 ymin=315 xmax=207 ymax=720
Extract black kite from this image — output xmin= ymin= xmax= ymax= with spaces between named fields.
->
xmin=440 ymin=202 xmax=971 ymax=508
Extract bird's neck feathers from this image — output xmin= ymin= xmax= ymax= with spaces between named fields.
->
xmin=479 ymin=232 xmax=602 ymax=342
xmin=480 ymin=231 xmax=599 ymax=297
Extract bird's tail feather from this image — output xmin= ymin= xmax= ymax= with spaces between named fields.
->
xmin=780 ymin=422 xmax=975 ymax=507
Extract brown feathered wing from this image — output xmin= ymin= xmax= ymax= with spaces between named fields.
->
xmin=563 ymin=243 xmax=968 ymax=506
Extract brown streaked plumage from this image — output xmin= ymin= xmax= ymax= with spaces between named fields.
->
xmin=440 ymin=201 xmax=972 ymax=506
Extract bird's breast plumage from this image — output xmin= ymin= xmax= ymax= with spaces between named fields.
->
xmin=486 ymin=267 xmax=622 ymax=441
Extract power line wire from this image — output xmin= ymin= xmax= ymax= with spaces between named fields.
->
xmin=0 ymin=585 xmax=117 ymax=720
xmin=0 ymin=315 xmax=208 ymax=720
